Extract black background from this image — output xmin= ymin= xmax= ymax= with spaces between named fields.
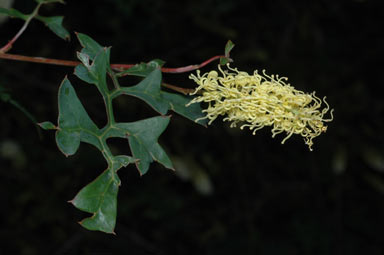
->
xmin=1 ymin=0 xmax=383 ymax=254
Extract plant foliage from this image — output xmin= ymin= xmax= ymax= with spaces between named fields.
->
xmin=38 ymin=33 xmax=208 ymax=233
xmin=1 ymin=1 xmax=232 ymax=234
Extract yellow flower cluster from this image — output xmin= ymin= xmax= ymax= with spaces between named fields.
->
xmin=187 ymin=64 xmax=334 ymax=151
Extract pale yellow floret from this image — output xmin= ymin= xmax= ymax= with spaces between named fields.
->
xmin=186 ymin=64 xmax=334 ymax=151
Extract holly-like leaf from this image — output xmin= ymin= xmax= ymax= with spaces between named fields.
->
xmin=36 ymin=15 xmax=70 ymax=40
xmin=70 ymin=155 xmax=136 ymax=234
xmin=107 ymin=116 xmax=173 ymax=175
xmin=76 ymin=33 xmax=206 ymax=126
xmin=75 ymin=48 xmax=110 ymax=96
xmin=39 ymin=33 xmax=210 ymax=233
xmin=1 ymin=2 xmax=69 ymax=40
xmin=119 ymin=69 xmax=169 ymax=114
xmin=117 ymin=69 xmax=207 ymax=125
xmin=74 ymin=33 xmax=112 ymax=97
xmin=55 ymin=77 xmax=102 ymax=156
xmin=162 ymin=92 xmax=208 ymax=126
xmin=76 ymin=32 xmax=104 ymax=60
xmin=70 ymin=168 xmax=120 ymax=234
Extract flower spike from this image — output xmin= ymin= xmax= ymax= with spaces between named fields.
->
xmin=187 ymin=64 xmax=334 ymax=151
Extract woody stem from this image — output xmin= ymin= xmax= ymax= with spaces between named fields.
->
xmin=0 ymin=52 xmax=227 ymax=73
xmin=0 ymin=52 xmax=227 ymax=94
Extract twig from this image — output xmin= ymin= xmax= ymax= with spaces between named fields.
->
xmin=162 ymin=55 xmax=228 ymax=73
xmin=0 ymin=3 xmax=43 ymax=53
xmin=0 ymin=52 xmax=227 ymax=95
xmin=0 ymin=52 xmax=227 ymax=73
xmin=0 ymin=53 xmax=79 ymax=67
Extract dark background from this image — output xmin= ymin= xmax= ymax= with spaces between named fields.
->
xmin=1 ymin=0 xmax=383 ymax=254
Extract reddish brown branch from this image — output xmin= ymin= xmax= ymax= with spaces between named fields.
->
xmin=161 ymin=55 xmax=226 ymax=73
xmin=0 ymin=53 xmax=79 ymax=67
xmin=0 ymin=3 xmax=43 ymax=53
xmin=0 ymin=52 xmax=227 ymax=73
xmin=0 ymin=52 xmax=228 ymax=95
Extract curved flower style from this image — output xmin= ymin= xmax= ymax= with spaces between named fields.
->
xmin=187 ymin=64 xmax=334 ymax=151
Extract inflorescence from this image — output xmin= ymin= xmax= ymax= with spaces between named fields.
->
xmin=186 ymin=64 xmax=334 ymax=151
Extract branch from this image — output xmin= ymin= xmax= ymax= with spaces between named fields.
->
xmin=0 ymin=3 xmax=43 ymax=53
xmin=0 ymin=53 xmax=79 ymax=67
xmin=0 ymin=53 xmax=227 ymax=73
xmin=111 ymin=55 xmax=228 ymax=73
xmin=0 ymin=52 xmax=227 ymax=94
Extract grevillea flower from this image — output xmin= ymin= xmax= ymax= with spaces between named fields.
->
xmin=187 ymin=64 xmax=334 ymax=151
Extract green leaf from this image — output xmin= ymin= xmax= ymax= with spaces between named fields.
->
xmin=224 ymin=40 xmax=235 ymax=57
xmin=119 ymin=69 xmax=169 ymax=114
xmin=75 ymin=48 xmax=110 ymax=96
xmin=151 ymin=59 xmax=166 ymax=67
xmin=220 ymin=57 xmax=231 ymax=66
xmin=56 ymin=129 xmax=80 ymax=156
xmin=74 ymin=34 xmax=111 ymax=97
xmin=36 ymin=15 xmax=70 ymax=40
xmin=41 ymin=33 xmax=208 ymax=233
xmin=70 ymin=169 xmax=120 ymax=234
xmin=117 ymin=69 xmax=207 ymax=125
xmin=162 ymin=92 xmax=208 ymax=126
xmin=76 ymin=33 xmax=104 ymax=60
xmin=60 ymin=164 xmax=125 ymax=235
xmin=74 ymin=64 xmax=94 ymax=84
xmin=75 ymin=48 xmax=110 ymax=93
xmin=116 ymin=60 xmax=164 ymax=78
xmin=38 ymin=121 xmax=56 ymax=130
xmin=110 ymin=116 xmax=174 ymax=175
xmin=70 ymin=154 xmax=135 ymax=233
xmin=220 ymin=40 xmax=235 ymax=65
xmin=55 ymin=77 xmax=102 ymax=156
xmin=0 ymin=7 xmax=28 ymax=20
xmin=113 ymin=155 xmax=137 ymax=169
